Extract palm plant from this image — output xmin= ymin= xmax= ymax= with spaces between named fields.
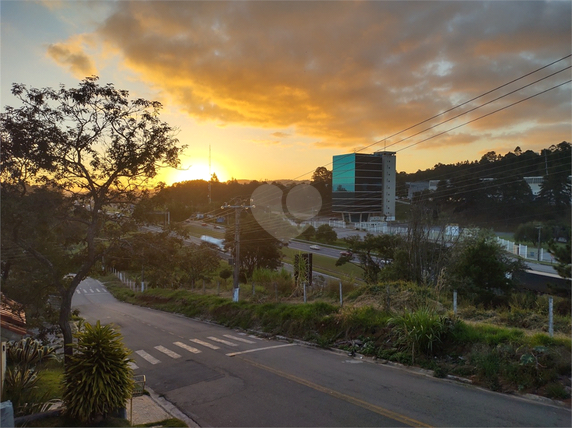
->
xmin=62 ymin=321 xmax=134 ymax=423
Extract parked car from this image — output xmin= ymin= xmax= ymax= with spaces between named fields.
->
xmin=340 ymin=251 xmax=353 ymax=258
xmin=310 ymin=245 xmax=321 ymax=250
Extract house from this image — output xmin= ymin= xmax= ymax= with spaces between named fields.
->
xmin=0 ymin=294 xmax=28 ymax=341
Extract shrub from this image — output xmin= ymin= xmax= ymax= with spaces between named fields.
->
xmin=7 ymin=337 xmax=56 ymax=371
xmin=62 ymin=321 xmax=134 ymax=423
xmin=545 ymin=382 xmax=570 ymax=399
xmin=388 ymin=307 xmax=451 ymax=364
xmin=4 ymin=338 xmax=57 ymax=416
xmin=3 ymin=366 xmax=53 ymax=416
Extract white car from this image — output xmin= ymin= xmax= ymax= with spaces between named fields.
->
xmin=309 ymin=245 xmax=321 ymax=250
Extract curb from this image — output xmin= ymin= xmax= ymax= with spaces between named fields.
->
xmin=146 ymin=386 xmax=200 ymax=427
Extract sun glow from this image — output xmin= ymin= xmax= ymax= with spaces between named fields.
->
xmin=166 ymin=162 xmax=229 ymax=185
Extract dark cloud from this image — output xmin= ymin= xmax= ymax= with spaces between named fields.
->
xmin=87 ymin=1 xmax=569 ymax=151
xmin=47 ymin=40 xmax=97 ymax=78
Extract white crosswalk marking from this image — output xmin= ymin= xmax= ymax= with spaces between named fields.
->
xmin=189 ymin=339 xmax=220 ymax=350
xmin=128 ymin=362 xmax=139 ymax=370
xmin=173 ymin=342 xmax=201 ymax=354
xmin=95 ymin=288 xmax=101 ymax=292
xmin=248 ymin=335 xmax=262 ymax=340
xmin=76 ymin=290 xmax=81 ymax=294
xmin=154 ymin=345 xmax=181 ymax=359
xmin=82 ymin=289 xmax=88 ymax=294
xmin=89 ymin=288 xmax=94 ymax=293
xmin=207 ymin=336 xmax=238 ymax=347
xmin=223 ymin=334 xmax=256 ymax=344
xmin=135 ymin=350 xmax=160 ymax=365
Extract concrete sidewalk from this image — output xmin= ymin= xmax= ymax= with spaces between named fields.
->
xmin=127 ymin=387 xmax=198 ymax=427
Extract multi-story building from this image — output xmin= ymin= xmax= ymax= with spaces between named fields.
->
xmin=332 ymin=151 xmax=396 ymax=223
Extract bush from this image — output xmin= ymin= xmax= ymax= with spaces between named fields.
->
xmin=388 ymin=307 xmax=451 ymax=364
xmin=7 ymin=337 xmax=56 ymax=371
xmin=62 ymin=321 xmax=134 ymax=423
xmin=3 ymin=366 xmax=53 ymax=417
xmin=4 ymin=338 xmax=57 ymax=416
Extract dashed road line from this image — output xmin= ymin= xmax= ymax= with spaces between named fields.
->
xmin=173 ymin=342 xmax=201 ymax=354
xmin=223 ymin=334 xmax=256 ymax=344
xmin=128 ymin=361 xmax=139 ymax=370
xmin=190 ymin=338 xmax=220 ymax=350
xmin=154 ymin=345 xmax=181 ymax=359
xmin=207 ymin=336 xmax=238 ymax=346
xmin=135 ymin=350 xmax=160 ymax=365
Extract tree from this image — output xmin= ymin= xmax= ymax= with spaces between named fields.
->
xmin=315 ymin=224 xmax=337 ymax=244
xmin=447 ymin=231 xmax=524 ymax=307
xmin=224 ymin=211 xmax=283 ymax=280
xmin=299 ymin=225 xmax=316 ymax=241
xmin=0 ymin=77 xmax=183 ymax=363
xmin=181 ymin=242 xmax=222 ymax=286
xmin=538 ymin=142 xmax=571 ymax=210
xmin=548 ymin=234 xmax=571 ymax=280
xmin=311 ymin=166 xmax=332 ymax=215
xmin=338 ymin=233 xmax=402 ymax=284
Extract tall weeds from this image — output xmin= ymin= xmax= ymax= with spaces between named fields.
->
xmin=388 ymin=307 xmax=451 ymax=364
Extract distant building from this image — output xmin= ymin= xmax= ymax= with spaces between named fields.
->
xmin=332 ymin=151 xmax=396 ymax=223
xmin=407 ymin=180 xmax=440 ymax=199
xmin=523 ymin=176 xmax=543 ymax=197
xmin=1 ymin=293 xmax=28 ymax=341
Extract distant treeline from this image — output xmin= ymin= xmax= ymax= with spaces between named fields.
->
xmin=136 ymin=142 xmax=570 ymax=232
xmin=395 ymin=142 xmax=571 ymax=231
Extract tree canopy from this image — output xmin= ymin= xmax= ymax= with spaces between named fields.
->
xmin=1 ymin=77 xmax=183 ymax=362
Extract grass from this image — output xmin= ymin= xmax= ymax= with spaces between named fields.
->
xmin=36 ymin=359 xmax=65 ymax=400
xmin=183 ymin=223 xmax=225 ymax=239
xmin=281 ymin=247 xmax=364 ymax=279
xmin=99 ymin=272 xmax=571 ymax=400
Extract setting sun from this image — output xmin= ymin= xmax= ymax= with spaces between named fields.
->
xmin=165 ymin=161 xmax=230 ymax=185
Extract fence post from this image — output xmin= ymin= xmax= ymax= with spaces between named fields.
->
xmin=549 ymin=296 xmax=554 ymax=337
xmin=339 ymin=281 xmax=343 ymax=307
xmin=385 ymin=285 xmax=390 ymax=311
xmin=453 ymin=290 xmax=457 ymax=315
xmin=303 ymin=282 xmax=307 ymax=303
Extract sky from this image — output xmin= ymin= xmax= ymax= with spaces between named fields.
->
xmin=1 ymin=0 xmax=571 ymax=186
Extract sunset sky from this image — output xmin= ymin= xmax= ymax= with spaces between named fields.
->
xmin=1 ymin=1 xmax=570 ymax=186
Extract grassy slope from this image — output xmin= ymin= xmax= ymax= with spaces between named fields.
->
xmin=101 ymin=275 xmax=571 ymax=401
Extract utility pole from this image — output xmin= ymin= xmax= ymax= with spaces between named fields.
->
xmin=208 ymin=144 xmax=212 ymax=205
xmin=221 ymin=200 xmax=255 ymax=302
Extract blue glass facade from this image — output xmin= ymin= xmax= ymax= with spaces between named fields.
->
xmin=332 ymin=152 xmax=395 ymax=222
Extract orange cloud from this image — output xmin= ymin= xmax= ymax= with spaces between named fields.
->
xmin=71 ymin=1 xmax=570 ymax=154
xmin=47 ymin=35 xmax=97 ymax=79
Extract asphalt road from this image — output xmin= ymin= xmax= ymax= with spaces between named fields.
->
xmin=72 ymin=278 xmax=571 ymax=427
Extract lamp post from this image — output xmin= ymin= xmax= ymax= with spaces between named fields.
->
xmin=535 ymin=225 xmax=542 ymax=262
